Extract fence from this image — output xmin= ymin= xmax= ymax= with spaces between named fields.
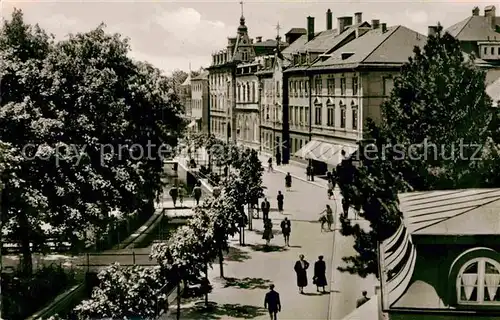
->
xmin=77 ymin=252 xmax=158 ymax=271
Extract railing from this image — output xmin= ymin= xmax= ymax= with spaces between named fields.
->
xmin=77 ymin=252 xmax=157 ymax=270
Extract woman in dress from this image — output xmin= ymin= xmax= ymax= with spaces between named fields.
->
xmin=319 ymin=204 xmax=334 ymax=231
xmin=313 ymin=255 xmax=328 ymax=293
xmin=294 ymin=254 xmax=310 ymax=294
xmin=262 ymin=218 xmax=274 ymax=246
xmin=285 ymin=173 xmax=292 ymax=191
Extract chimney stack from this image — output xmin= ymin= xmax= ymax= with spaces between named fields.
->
xmin=354 ymin=12 xmax=362 ymax=24
xmin=307 ymin=16 xmax=315 ymax=41
xmin=485 ymin=5 xmax=496 ymax=29
xmin=381 ymin=23 xmax=387 ymax=33
xmin=428 ymin=26 xmax=437 ymax=37
xmin=338 ymin=16 xmax=353 ymax=33
xmin=371 ymin=19 xmax=380 ymax=29
xmin=472 ymin=6 xmax=480 ymax=15
xmin=256 ymin=36 xmax=262 ymax=43
xmin=326 ymin=9 xmax=333 ymax=30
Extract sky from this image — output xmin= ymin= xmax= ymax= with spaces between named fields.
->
xmin=0 ymin=0 xmax=495 ymax=74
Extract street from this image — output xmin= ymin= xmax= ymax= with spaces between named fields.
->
xmin=170 ymin=165 xmax=377 ymax=320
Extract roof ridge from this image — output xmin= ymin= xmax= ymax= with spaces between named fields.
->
xmin=360 ymin=25 xmax=401 ymax=64
xmin=455 ymin=16 xmax=473 ymax=38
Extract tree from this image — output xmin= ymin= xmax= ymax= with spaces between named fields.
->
xmin=0 ymin=11 xmax=184 ymax=275
xmin=337 ymin=25 xmax=495 ymax=278
xmin=74 ymin=263 xmax=167 ymax=319
xmin=169 ymin=69 xmax=189 ymax=94
xmin=238 ymin=148 xmax=264 ymax=232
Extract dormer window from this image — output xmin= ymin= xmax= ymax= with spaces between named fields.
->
xmin=301 ymin=54 xmax=306 ymax=64
xmin=457 ymin=258 xmax=500 ymax=304
xmin=341 ymin=52 xmax=354 ymax=60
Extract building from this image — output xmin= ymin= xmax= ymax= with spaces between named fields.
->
xmin=190 ymin=69 xmax=209 ymax=133
xmin=179 ymin=73 xmax=192 ymax=122
xmin=446 ymin=5 xmax=500 ymax=103
xmin=379 ymin=188 xmax=500 ymax=319
xmin=258 ymin=27 xmax=306 ymax=156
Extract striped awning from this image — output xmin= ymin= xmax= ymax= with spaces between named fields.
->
xmin=294 ymin=139 xmax=357 ymax=166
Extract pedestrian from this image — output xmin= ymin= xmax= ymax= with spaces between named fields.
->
xmin=356 ymin=290 xmax=370 ymax=308
xmin=313 ymin=256 xmax=328 ymax=293
xmin=277 ymin=191 xmax=284 ymax=213
xmin=280 ymin=217 xmax=291 ymax=246
xmin=319 ymin=204 xmax=334 ymax=231
xmin=192 ymin=184 xmax=202 ymax=206
xmin=308 ymin=164 xmax=315 ymax=181
xmin=294 ymin=254 xmax=309 ymax=294
xmin=285 ymin=172 xmax=292 ymax=191
xmin=327 ymin=181 xmax=334 ymax=199
xmin=263 ymin=218 xmax=274 ymax=246
xmin=178 ymin=185 xmax=186 ymax=207
xmin=326 ymin=171 xmax=332 ymax=182
xmin=276 ymin=150 xmax=282 ymax=166
xmin=169 ymin=186 xmax=178 ymax=207
xmin=264 ymin=284 xmax=281 ymax=320
xmin=342 ymin=198 xmax=349 ymax=217
xmin=252 ymin=195 xmax=260 ymax=218
xmin=261 ymin=198 xmax=270 ymax=221
xmin=268 ymin=157 xmax=274 ymax=172
xmin=306 ymin=165 xmax=312 ymax=181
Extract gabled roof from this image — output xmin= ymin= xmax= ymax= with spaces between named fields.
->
xmin=192 ymin=70 xmax=209 ymax=80
xmin=181 ymin=74 xmax=191 ymax=86
xmin=398 ymin=188 xmax=500 ymax=235
xmin=311 ymin=25 xmax=426 ymax=70
xmin=286 ymin=28 xmax=307 ymax=35
xmin=445 ymin=16 xmax=500 ymax=41
xmin=254 ymin=39 xmax=288 ymax=48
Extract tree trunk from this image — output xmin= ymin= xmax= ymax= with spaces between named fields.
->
xmin=176 ymin=281 xmax=181 ymax=320
xmin=218 ymin=247 xmax=224 ymax=278
xmin=18 ymin=212 xmax=33 ymax=276
xmin=204 ymin=262 xmax=209 ymax=307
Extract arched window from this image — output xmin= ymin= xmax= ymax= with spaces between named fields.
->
xmin=252 ymin=82 xmax=256 ymax=102
xmin=246 ymin=83 xmax=250 ymax=102
xmin=457 ymin=258 xmax=500 ymax=304
xmin=237 ymin=84 xmax=241 ymax=102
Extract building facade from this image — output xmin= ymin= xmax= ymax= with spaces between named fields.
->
xmin=191 ymin=70 xmax=209 ymax=133
xmin=236 ymin=62 xmax=260 ymax=148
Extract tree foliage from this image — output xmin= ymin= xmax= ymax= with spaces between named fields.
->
xmin=0 ymin=10 xmax=184 ymax=275
xmin=337 ymin=25 xmax=496 ymax=278
xmin=74 ymin=264 xmax=167 ymax=319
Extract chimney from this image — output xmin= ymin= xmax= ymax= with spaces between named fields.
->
xmin=338 ymin=16 xmax=353 ymax=33
xmin=428 ymin=26 xmax=438 ymax=37
xmin=372 ymin=19 xmax=380 ymax=29
xmin=485 ymin=5 xmax=496 ymax=29
xmin=256 ymin=36 xmax=262 ymax=43
xmin=472 ymin=6 xmax=480 ymax=15
xmin=326 ymin=9 xmax=333 ymax=30
xmin=381 ymin=23 xmax=387 ymax=33
xmin=307 ymin=16 xmax=315 ymax=41
xmin=354 ymin=12 xmax=362 ymax=24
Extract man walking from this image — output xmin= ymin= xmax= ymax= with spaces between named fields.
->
xmin=280 ymin=217 xmax=291 ymax=246
xmin=277 ymin=191 xmax=284 ymax=213
xmin=264 ymin=284 xmax=281 ymax=320
xmin=261 ymin=198 xmax=271 ymax=221
xmin=192 ymin=183 xmax=202 ymax=206
xmin=169 ymin=186 xmax=178 ymax=207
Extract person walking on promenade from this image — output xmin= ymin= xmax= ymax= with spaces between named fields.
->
xmin=280 ymin=217 xmax=291 ymax=246
xmin=268 ymin=157 xmax=274 ymax=173
xmin=327 ymin=180 xmax=334 ymax=199
xmin=276 ymin=150 xmax=282 ymax=166
xmin=263 ymin=218 xmax=274 ymax=246
xmin=169 ymin=186 xmax=178 ymax=207
xmin=285 ymin=172 xmax=292 ymax=191
xmin=192 ymin=184 xmax=202 ymax=206
xmin=306 ymin=165 xmax=312 ymax=181
xmin=261 ymin=198 xmax=271 ymax=221
xmin=264 ymin=284 xmax=281 ymax=320
xmin=277 ymin=191 xmax=284 ymax=213
xmin=356 ymin=291 xmax=370 ymax=308
xmin=178 ymin=185 xmax=186 ymax=207
xmin=313 ymin=256 xmax=328 ymax=293
xmin=294 ymin=254 xmax=310 ymax=294
xmin=319 ymin=204 xmax=334 ymax=231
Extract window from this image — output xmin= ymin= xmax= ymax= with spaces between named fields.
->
xmin=315 ymin=77 xmax=322 ymax=94
xmin=498 ymin=47 xmax=500 ymax=55
xmin=315 ymin=103 xmax=322 ymax=125
xmin=299 ymin=81 xmax=303 ymax=97
xmin=305 ymin=107 xmax=309 ymax=125
xmin=327 ymin=78 xmax=335 ymax=95
xmin=294 ymin=107 xmax=299 ymax=125
xmin=340 ymin=77 xmax=346 ymax=95
xmin=352 ymin=106 xmax=358 ymax=130
xmin=484 ymin=47 xmax=488 ymax=55
xmin=457 ymin=258 xmax=500 ymax=304
xmin=383 ymin=77 xmax=395 ymax=96
xmin=293 ymin=81 xmax=298 ymax=97
xmin=246 ymin=83 xmax=250 ymax=102
xmin=237 ymin=85 xmax=241 ymax=102
xmin=352 ymin=77 xmax=358 ymax=95
xmin=299 ymin=107 xmax=304 ymax=124
xmin=305 ymin=81 xmax=309 ymax=97
xmin=327 ymin=103 xmax=335 ymax=126
xmin=276 ymin=81 xmax=280 ymax=97
xmin=252 ymin=82 xmax=256 ymax=102
xmin=340 ymin=104 xmax=346 ymax=128
xmin=492 ymin=47 xmax=495 ymax=55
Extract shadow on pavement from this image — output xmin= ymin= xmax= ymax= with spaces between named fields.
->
xmin=248 ymin=244 xmax=287 ymax=252
xmin=223 ymin=276 xmax=273 ymax=289
xmin=302 ymin=292 xmax=324 ymax=296
xmin=178 ymin=302 xmax=266 ymax=319
xmin=254 ymin=229 xmax=283 ymax=236
xmin=225 ymin=246 xmax=251 ymax=262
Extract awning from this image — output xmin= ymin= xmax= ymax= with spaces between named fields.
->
xmin=187 ymin=120 xmax=196 ymax=128
xmin=294 ymin=139 xmax=357 ymax=166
